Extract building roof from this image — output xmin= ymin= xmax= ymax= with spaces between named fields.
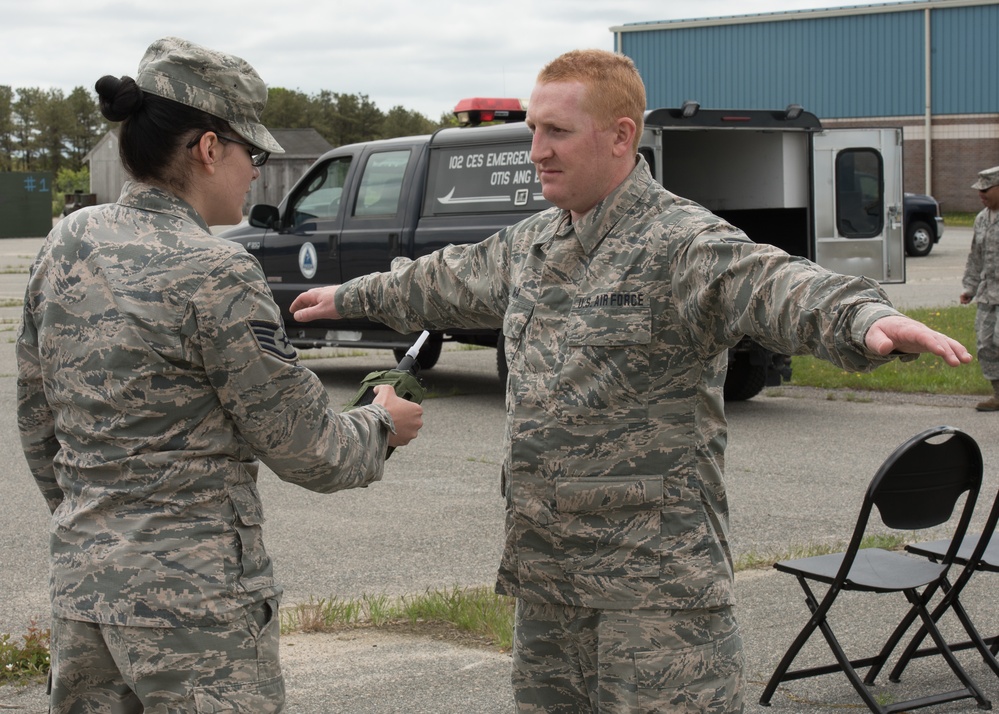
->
xmin=85 ymin=127 xmax=332 ymax=164
xmin=611 ymin=0 xmax=997 ymax=32
xmin=269 ymin=128 xmax=333 ymax=159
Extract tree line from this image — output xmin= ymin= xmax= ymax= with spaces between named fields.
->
xmin=0 ymin=84 xmax=453 ymax=187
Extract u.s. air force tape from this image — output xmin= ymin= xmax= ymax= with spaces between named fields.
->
xmin=248 ymin=320 xmax=298 ymax=362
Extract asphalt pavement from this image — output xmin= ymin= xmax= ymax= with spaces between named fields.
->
xmin=2 ymin=227 xmax=999 ymax=713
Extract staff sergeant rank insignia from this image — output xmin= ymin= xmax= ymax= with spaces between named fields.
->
xmin=249 ymin=320 xmax=298 ymax=362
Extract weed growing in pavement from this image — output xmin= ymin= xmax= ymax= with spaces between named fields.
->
xmin=0 ymin=620 xmax=50 ymax=684
xmin=280 ymin=586 xmax=515 ymax=651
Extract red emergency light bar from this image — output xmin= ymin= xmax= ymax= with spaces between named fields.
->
xmin=453 ymin=97 xmax=528 ymax=127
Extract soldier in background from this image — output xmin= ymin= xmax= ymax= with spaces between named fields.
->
xmin=960 ymin=165 xmax=999 ymax=411
xmin=16 ymin=37 xmax=423 ymax=713
xmin=291 ymin=49 xmax=970 ymax=712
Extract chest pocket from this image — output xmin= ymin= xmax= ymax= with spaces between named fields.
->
xmin=557 ymin=306 xmax=651 ymax=424
xmin=502 ymin=294 xmax=535 ymax=366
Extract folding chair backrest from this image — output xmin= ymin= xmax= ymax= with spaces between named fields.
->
xmin=868 ymin=426 xmax=982 ymax=532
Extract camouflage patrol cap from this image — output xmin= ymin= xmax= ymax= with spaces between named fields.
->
xmin=136 ymin=37 xmax=284 ymax=154
xmin=971 ymin=166 xmax=999 ymax=191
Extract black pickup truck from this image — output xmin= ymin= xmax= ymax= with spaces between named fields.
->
xmin=903 ymin=192 xmax=945 ymax=257
xmin=222 ymin=121 xmax=537 ymax=377
xmin=222 ymin=101 xmax=911 ymax=400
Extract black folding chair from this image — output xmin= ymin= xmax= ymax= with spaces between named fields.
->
xmin=759 ymin=426 xmax=990 ymax=713
xmin=870 ymin=482 xmax=999 ymax=684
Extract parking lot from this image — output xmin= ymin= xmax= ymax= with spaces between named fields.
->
xmin=3 ymin=226 xmax=998 ymax=712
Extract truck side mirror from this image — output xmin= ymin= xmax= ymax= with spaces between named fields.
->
xmin=248 ymin=204 xmax=281 ymax=230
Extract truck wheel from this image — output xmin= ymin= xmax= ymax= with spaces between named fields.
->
xmin=393 ymin=333 xmax=443 ymax=370
xmin=724 ymin=352 xmax=767 ymax=401
xmin=495 ymin=333 xmax=509 ymax=384
xmin=905 ymin=220 xmax=934 ymax=257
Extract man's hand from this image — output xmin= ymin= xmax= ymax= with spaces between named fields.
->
xmin=290 ymin=285 xmax=341 ymax=322
xmin=960 ymin=292 xmax=974 ymax=305
xmin=372 ymin=384 xmax=424 ymax=447
xmin=865 ymin=314 xmax=973 ymax=367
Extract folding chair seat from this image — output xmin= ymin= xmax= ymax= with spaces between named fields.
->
xmin=759 ymin=426 xmax=990 ymax=713
xmin=872 ymin=483 xmax=999 ymax=684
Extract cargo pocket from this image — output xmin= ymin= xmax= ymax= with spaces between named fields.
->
xmin=193 ymin=675 xmax=285 ymax=713
xmin=227 ymin=483 xmax=272 ymax=590
xmin=558 ymin=307 xmax=650 ymax=423
xmin=634 ymin=625 xmax=743 ymax=713
xmin=555 ymin=476 xmax=662 ymax=578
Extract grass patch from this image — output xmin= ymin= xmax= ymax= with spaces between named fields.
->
xmin=943 ymin=212 xmax=976 ymax=228
xmin=281 ymin=586 xmax=515 ymax=651
xmin=280 ymin=536 xmax=912 ymax=651
xmin=790 ymin=306 xmax=990 ymax=395
xmin=0 ymin=620 xmax=50 ymax=684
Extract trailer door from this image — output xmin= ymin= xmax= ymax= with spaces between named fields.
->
xmin=812 ymin=128 xmax=904 ymax=283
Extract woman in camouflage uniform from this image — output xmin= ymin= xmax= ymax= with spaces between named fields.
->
xmin=16 ymin=37 xmax=423 ymax=713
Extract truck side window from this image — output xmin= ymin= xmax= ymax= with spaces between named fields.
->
xmin=355 ymin=150 xmax=411 ymax=217
xmin=835 ymin=149 xmax=884 ymax=239
xmin=291 ymin=157 xmax=351 ymax=226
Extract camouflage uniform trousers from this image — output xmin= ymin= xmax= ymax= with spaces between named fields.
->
xmin=976 ymin=303 xmax=999 ymax=381
xmin=48 ymin=598 xmax=283 ymax=713
xmin=512 ymin=599 xmax=744 ymax=713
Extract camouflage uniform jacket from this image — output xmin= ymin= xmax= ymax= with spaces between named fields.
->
xmin=17 ymin=181 xmax=394 ymax=627
xmin=336 ymin=158 xmax=901 ymax=611
xmin=962 ymin=208 xmax=999 ymax=305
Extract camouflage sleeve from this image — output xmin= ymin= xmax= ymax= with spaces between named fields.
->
xmin=675 ymin=221 xmax=902 ymax=372
xmin=192 ymin=252 xmax=393 ymax=493
xmin=16 ymin=304 xmax=63 ymax=514
xmin=962 ymin=214 xmax=986 ymax=297
xmin=335 ymin=229 xmax=511 ymax=332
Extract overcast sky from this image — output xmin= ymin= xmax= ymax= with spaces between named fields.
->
xmin=7 ymin=0 xmax=906 ymax=119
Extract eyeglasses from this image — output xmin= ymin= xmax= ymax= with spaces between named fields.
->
xmin=186 ymin=130 xmax=270 ymax=167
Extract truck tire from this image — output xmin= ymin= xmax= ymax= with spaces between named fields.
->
xmin=905 ymin=220 xmax=934 ymax=257
xmin=724 ymin=352 xmax=768 ymax=401
xmin=496 ymin=333 xmax=509 ymax=384
xmin=393 ymin=332 xmax=443 ymax=370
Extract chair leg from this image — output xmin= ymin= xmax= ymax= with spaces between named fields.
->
xmin=889 ymin=576 xmax=999 ymax=683
xmin=904 ymin=588 xmax=992 ymax=709
xmin=950 ymin=598 xmax=999 ymax=677
xmin=812 ymin=606 xmax=889 ymax=713
xmin=760 ymin=578 xmax=838 ymax=706
xmin=760 ymin=577 xmax=835 ymax=707
xmin=760 ymin=578 xmax=888 ymax=713
xmin=864 ymin=597 xmax=923 ymax=685
xmin=871 ymin=577 xmax=949 ymax=684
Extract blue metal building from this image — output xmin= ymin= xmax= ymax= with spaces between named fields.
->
xmin=612 ymin=0 xmax=999 ymax=212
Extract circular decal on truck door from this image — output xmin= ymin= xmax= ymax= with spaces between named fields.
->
xmin=299 ymin=242 xmax=318 ymax=279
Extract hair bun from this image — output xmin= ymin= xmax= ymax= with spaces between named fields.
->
xmin=95 ymin=75 xmax=144 ymax=122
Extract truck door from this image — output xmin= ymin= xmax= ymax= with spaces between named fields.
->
xmin=338 ymin=147 xmax=417 ymax=281
xmin=262 ymin=154 xmax=352 ymax=315
xmin=812 ymin=128 xmax=905 ymax=283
